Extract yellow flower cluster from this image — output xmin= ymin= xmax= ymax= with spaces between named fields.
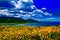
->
xmin=0 ymin=26 xmax=60 ymax=40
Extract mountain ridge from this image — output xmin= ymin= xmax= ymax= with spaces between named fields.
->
xmin=0 ymin=17 xmax=38 ymax=23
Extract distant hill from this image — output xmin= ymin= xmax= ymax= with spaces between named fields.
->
xmin=0 ymin=17 xmax=38 ymax=23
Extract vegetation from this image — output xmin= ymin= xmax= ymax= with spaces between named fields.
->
xmin=0 ymin=17 xmax=37 ymax=23
xmin=0 ymin=26 xmax=60 ymax=40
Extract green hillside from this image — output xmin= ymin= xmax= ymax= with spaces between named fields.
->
xmin=0 ymin=17 xmax=38 ymax=23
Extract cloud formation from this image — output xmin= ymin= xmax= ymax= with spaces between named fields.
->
xmin=0 ymin=0 xmax=59 ymax=22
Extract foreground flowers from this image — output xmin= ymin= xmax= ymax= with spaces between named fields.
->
xmin=0 ymin=26 xmax=60 ymax=40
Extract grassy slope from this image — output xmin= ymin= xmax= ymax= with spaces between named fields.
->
xmin=0 ymin=17 xmax=38 ymax=23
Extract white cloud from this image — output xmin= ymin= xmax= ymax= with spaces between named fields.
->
xmin=42 ymin=8 xmax=46 ymax=10
xmin=36 ymin=9 xmax=43 ymax=13
xmin=43 ymin=12 xmax=52 ymax=16
xmin=20 ymin=10 xmax=24 ymax=13
xmin=0 ymin=9 xmax=9 ymax=16
xmin=30 ymin=5 xmax=36 ymax=9
xmin=0 ymin=0 xmax=55 ymax=22
xmin=22 ymin=0 xmax=29 ymax=2
xmin=31 ymin=14 xmax=35 ymax=16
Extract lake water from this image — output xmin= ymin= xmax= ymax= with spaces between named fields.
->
xmin=0 ymin=22 xmax=60 ymax=26
xmin=19 ymin=22 xmax=60 ymax=26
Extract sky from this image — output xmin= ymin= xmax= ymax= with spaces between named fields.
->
xmin=0 ymin=0 xmax=60 ymax=22
xmin=0 ymin=0 xmax=60 ymax=17
xmin=33 ymin=0 xmax=60 ymax=16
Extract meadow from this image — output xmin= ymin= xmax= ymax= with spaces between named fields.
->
xmin=0 ymin=26 xmax=60 ymax=40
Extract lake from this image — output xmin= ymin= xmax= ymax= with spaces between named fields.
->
xmin=0 ymin=22 xmax=60 ymax=26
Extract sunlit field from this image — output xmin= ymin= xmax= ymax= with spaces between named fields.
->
xmin=0 ymin=26 xmax=60 ymax=40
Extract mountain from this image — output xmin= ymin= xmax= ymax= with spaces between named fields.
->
xmin=0 ymin=17 xmax=38 ymax=23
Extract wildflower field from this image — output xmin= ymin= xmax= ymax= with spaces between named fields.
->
xmin=0 ymin=26 xmax=60 ymax=40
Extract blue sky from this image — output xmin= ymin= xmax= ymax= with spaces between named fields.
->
xmin=33 ymin=0 xmax=60 ymax=16
xmin=0 ymin=0 xmax=60 ymax=22
xmin=0 ymin=0 xmax=60 ymax=17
